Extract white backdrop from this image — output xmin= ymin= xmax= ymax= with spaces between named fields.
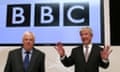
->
xmin=0 ymin=46 xmax=119 ymax=72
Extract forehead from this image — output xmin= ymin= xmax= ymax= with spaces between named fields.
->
xmin=23 ymin=32 xmax=34 ymax=39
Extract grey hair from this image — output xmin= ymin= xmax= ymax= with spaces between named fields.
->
xmin=80 ymin=26 xmax=93 ymax=35
xmin=22 ymin=31 xmax=35 ymax=39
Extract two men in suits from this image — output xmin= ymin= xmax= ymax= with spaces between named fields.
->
xmin=4 ymin=31 xmax=45 ymax=72
xmin=55 ymin=27 xmax=112 ymax=72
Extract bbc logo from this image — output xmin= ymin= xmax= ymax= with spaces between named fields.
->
xmin=6 ymin=3 xmax=89 ymax=27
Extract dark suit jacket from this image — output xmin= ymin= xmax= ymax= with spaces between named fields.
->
xmin=61 ymin=44 xmax=109 ymax=72
xmin=4 ymin=48 xmax=45 ymax=72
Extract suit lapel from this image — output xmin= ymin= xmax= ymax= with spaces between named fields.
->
xmin=81 ymin=44 xmax=95 ymax=63
xmin=28 ymin=48 xmax=37 ymax=72
xmin=87 ymin=45 xmax=95 ymax=63
xmin=17 ymin=48 xmax=24 ymax=72
xmin=79 ymin=45 xmax=87 ymax=63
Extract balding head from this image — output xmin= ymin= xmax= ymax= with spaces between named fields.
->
xmin=22 ymin=31 xmax=35 ymax=51
xmin=23 ymin=31 xmax=35 ymax=40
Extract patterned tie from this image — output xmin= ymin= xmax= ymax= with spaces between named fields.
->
xmin=24 ymin=52 xmax=30 ymax=72
xmin=85 ymin=46 xmax=89 ymax=62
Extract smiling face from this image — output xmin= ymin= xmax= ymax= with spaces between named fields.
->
xmin=22 ymin=31 xmax=35 ymax=51
xmin=80 ymin=27 xmax=93 ymax=45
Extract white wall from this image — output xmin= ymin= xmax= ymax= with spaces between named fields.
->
xmin=0 ymin=46 xmax=119 ymax=72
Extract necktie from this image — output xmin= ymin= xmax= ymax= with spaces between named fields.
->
xmin=85 ymin=46 xmax=89 ymax=62
xmin=24 ymin=52 xmax=30 ymax=72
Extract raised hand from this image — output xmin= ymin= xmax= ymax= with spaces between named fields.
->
xmin=55 ymin=42 xmax=65 ymax=57
xmin=100 ymin=45 xmax=112 ymax=60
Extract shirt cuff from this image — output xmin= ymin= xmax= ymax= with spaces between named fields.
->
xmin=102 ymin=59 xmax=109 ymax=63
xmin=60 ymin=56 xmax=65 ymax=60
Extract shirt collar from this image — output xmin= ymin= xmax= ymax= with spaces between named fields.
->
xmin=22 ymin=48 xmax=33 ymax=54
xmin=83 ymin=43 xmax=92 ymax=48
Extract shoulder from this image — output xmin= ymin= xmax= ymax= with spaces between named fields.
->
xmin=72 ymin=45 xmax=82 ymax=51
xmin=7 ymin=48 xmax=21 ymax=57
xmin=9 ymin=48 xmax=21 ymax=54
xmin=92 ymin=44 xmax=103 ymax=50
xmin=33 ymin=48 xmax=45 ymax=56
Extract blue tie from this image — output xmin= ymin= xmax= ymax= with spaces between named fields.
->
xmin=24 ymin=52 xmax=30 ymax=72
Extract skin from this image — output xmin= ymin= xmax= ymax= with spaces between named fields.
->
xmin=79 ymin=28 xmax=93 ymax=46
xmin=55 ymin=27 xmax=112 ymax=60
xmin=22 ymin=31 xmax=35 ymax=52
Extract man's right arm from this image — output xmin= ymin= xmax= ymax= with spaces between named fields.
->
xmin=60 ymin=48 xmax=75 ymax=67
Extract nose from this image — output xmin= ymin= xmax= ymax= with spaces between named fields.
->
xmin=82 ymin=34 xmax=87 ymax=38
xmin=26 ymin=40 xmax=31 ymax=43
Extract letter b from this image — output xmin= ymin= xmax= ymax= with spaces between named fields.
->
xmin=6 ymin=4 xmax=31 ymax=27
xmin=35 ymin=4 xmax=59 ymax=26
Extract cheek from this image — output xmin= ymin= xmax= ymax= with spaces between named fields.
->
xmin=82 ymin=37 xmax=90 ymax=41
xmin=81 ymin=35 xmax=88 ymax=39
xmin=23 ymin=41 xmax=32 ymax=45
xmin=29 ymin=41 xmax=34 ymax=45
xmin=89 ymin=36 xmax=92 ymax=39
xmin=23 ymin=41 xmax=27 ymax=44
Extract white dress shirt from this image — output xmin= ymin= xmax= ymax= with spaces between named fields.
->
xmin=22 ymin=48 xmax=33 ymax=61
xmin=83 ymin=44 xmax=92 ymax=57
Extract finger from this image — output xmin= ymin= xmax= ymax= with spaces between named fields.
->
xmin=100 ymin=51 xmax=103 ymax=54
xmin=54 ymin=45 xmax=61 ymax=50
xmin=54 ymin=46 xmax=57 ymax=50
xmin=106 ymin=45 xmax=110 ymax=50
xmin=104 ymin=45 xmax=110 ymax=51
xmin=54 ymin=45 xmax=63 ymax=51
xmin=56 ymin=42 xmax=63 ymax=46
xmin=108 ymin=49 xmax=112 ymax=55
xmin=57 ymin=42 xmax=63 ymax=49
xmin=54 ymin=47 xmax=59 ymax=52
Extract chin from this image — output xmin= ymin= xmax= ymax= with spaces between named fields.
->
xmin=83 ymin=42 xmax=89 ymax=45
